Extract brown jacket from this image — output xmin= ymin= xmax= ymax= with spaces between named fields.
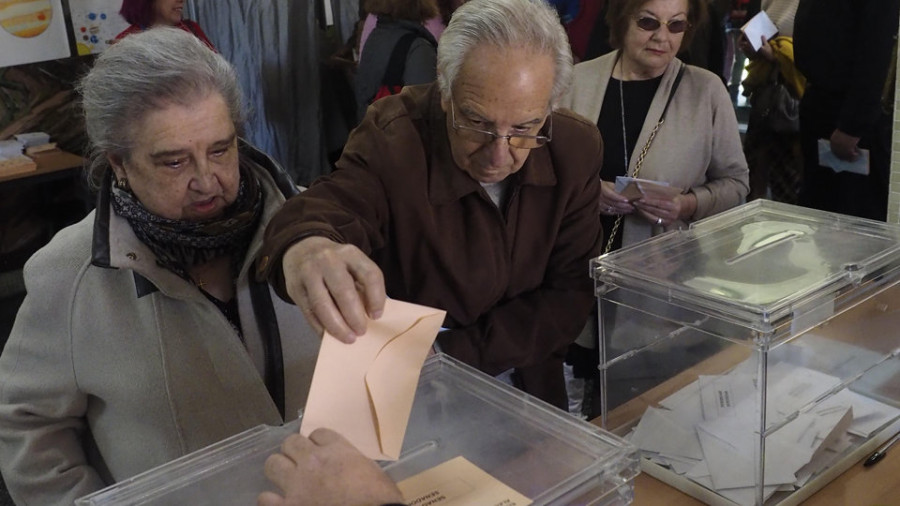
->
xmin=260 ymin=83 xmax=603 ymax=408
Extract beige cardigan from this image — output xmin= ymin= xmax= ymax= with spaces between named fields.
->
xmin=561 ymin=52 xmax=749 ymax=246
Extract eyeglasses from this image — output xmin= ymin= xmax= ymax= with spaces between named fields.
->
xmin=635 ymin=16 xmax=690 ymax=34
xmin=450 ymin=100 xmax=551 ymax=149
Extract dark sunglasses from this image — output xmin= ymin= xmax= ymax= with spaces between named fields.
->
xmin=635 ymin=16 xmax=690 ymax=34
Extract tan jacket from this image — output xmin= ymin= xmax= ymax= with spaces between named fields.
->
xmin=561 ymin=52 xmax=749 ymax=246
xmin=0 ymin=146 xmax=320 ymax=505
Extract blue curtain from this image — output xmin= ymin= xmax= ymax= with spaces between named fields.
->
xmin=187 ymin=0 xmax=359 ymax=185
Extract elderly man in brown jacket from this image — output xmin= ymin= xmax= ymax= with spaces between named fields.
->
xmin=259 ymin=0 xmax=603 ymax=409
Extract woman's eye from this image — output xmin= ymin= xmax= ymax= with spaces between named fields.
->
xmin=210 ymin=148 xmax=228 ymax=157
xmin=164 ymin=159 xmax=185 ymax=169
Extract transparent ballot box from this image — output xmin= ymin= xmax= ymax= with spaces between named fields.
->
xmin=77 ymin=354 xmax=639 ymax=505
xmin=592 ymin=200 xmax=900 ymax=506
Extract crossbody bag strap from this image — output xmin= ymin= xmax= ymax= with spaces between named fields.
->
xmin=604 ymin=63 xmax=686 ymax=254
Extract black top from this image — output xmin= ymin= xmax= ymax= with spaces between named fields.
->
xmin=597 ymin=75 xmax=663 ymax=250
xmin=793 ymin=0 xmax=899 ymax=136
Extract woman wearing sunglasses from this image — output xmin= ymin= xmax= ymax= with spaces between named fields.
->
xmin=562 ymin=0 xmax=748 ymax=251
xmin=559 ymin=0 xmax=748 ymax=419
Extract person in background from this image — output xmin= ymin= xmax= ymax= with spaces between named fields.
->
xmin=0 ymin=28 xmax=319 ymax=505
xmin=354 ymin=0 xmax=441 ymax=122
xmin=560 ymin=0 xmax=748 ymax=419
xmin=258 ymin=428 xmax=405 ymax=506
xmin=115 ymin=0 xmax=215 ymax=49
xmin=793 ymin=0 xmax=900 ymax=221
xmin=358 ymin=0 xmax=446 ymax=59
xmin=738 ymin=0 xmax=803 ymax=203
xmin=259 ymin=0 xmax=602 ymax=411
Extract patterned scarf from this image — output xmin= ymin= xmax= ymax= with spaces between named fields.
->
xmin=111 ymin=166 xmax=263 ymax=281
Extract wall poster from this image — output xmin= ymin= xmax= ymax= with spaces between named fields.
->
xmin=0 ymin=0 xmax=71 ymax=67
xmin=68 ymin=0 xmax=128 ymax=55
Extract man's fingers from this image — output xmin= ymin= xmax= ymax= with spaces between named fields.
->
xmin=308 ymin=427 xmax=347 ymax=446
xmin=281 ymin=238 xmax=387 ymax=342
xmin=347 ymin=260 xmax=386 ymax=320
xmin=264 ymin=452 xmax=296 ymax=487
xmin=306 ymin=279 xmax=360 ymax=343
xmin=257 ymin=491 xmax=285 ymax=506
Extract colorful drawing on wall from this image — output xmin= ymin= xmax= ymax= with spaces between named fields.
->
xmin=68 ymin=0 xmax=129 ymax=55
xmin=0 ymin=0 xmax=70 ymax=68
xmin=0 ymin=0 xmax=51 ymax=37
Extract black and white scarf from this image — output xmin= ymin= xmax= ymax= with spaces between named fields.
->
xmin=111 ymin=166 xmax=264 ymax=282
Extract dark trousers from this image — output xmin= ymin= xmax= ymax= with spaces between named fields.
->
xmin=798 ymin=87 xmax=892 ymax=221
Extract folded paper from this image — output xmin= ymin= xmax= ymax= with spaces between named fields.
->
xmin=300 ymin=298 xmax=446 ymax=460
xmin=396 ymin=456 xmax=533 ymax=506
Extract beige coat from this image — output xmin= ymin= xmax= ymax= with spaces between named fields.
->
xmin=0 ymin=147 xmax=320 ymax=505
xmin=561 ymin=52 xmax=749 ymax=246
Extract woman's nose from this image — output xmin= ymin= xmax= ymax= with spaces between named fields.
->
xmin=189 ymin=159 xmax=218 ymax=192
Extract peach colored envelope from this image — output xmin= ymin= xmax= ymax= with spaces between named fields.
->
xmin=299 ymin=298 xmax=446 ymax=460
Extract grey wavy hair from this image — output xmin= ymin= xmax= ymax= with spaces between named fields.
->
xmin=78 ymin=27 xmax=244 ymax=189
xmin=436 ymin=0 xmax=573 ymax=109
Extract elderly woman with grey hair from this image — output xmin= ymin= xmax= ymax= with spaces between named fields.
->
xmin=258 ymin=0 xmax=603 ymax=410
xmin=0 ymin=28 xmax=319 ymax=505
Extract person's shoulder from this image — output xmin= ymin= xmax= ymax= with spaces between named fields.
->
xmin=574 ymin=51 xmax=616 ymax=71
xmin=680 ymin=63 xmax=726 ymax=89
xmin=551 ymin=108 xmax=601 ymax=141
xmin=677 ymin=63 xmax=731 ymax=103
xmin=22 ymin=214 xmax=94 ymax=279
xmin=364 ymin=83 xmax=434 ymax=129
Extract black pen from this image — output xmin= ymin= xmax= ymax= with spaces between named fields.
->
xmin=863 ymin=431 xmax=900 ymax=467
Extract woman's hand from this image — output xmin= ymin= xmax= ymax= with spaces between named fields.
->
xmin=600 ymin=180 xmax=633 ymax=216
xmin=633 ymin=192 xmax=697 ymax=227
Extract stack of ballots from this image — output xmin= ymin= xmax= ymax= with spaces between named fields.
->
xmin=0 ymin=138 xmax=36 ymax=177
xmin=628 ymin=335 xmax=900 ymax=505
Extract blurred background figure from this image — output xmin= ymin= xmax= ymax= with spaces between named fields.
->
xmin=116 ymin=0 xmax=215 ymax=49
xmin=794 ymin=0 xmax=900 ymax=221
xmin=354 ymin=0 xmax=441 ymax=122
xmin=739 ymin=0 xmax=804 ymax=203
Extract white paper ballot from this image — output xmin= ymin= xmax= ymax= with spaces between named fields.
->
xmin=741 ymin=11 xmax=779 ymax=51
xmin=817 ymin=139 xmax=870 ymax=175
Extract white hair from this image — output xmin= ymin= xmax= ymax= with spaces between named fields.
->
xmin=436 ymin=0 xmax=573 ymax=109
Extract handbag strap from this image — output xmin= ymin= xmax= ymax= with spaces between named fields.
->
xmin=604 ymin=63 xmax=686 ymax=254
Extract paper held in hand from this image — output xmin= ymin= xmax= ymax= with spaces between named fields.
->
xmin=817 ymin=139 xmax=870 ymax=175
xmin=741 ymin=10 xmax=779 ymax=52
xmin=615 ymin=176 xmax=682 ymax=202
xmin=300 ymin=299 xmax=446 ymax=461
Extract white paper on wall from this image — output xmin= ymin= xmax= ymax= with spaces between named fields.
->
xmin=0 ymin=0 xmax=71 ymax=68
xmin=67 ymin=0 xmax=130 ymax=55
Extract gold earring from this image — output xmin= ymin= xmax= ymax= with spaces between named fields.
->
xmin=116 ymin=176 xmax=130 ymax=191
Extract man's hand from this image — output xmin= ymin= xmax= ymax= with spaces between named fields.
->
xmin=282 ymin=237 xmax=386 ymax=343
xmin=829 ymin=129 xmax=861 ymax=161
xmin=258 ymin=428 xmax=404 ymax=506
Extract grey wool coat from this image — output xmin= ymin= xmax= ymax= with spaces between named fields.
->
xmin=0 ymin=143 xmax=320 ymax=505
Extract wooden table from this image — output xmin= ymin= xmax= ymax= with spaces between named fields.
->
xmin=0 ymin=149 xmax=84 ymax=186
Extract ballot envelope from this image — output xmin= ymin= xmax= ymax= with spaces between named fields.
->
xmin=76 ymin=354 xmax=639 ymax=506
xmin=592 ymin=199 xmax=900 ymax=506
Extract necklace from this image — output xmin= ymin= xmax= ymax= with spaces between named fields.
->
xmin=618 ymin=58 xmax=629 ymax=173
